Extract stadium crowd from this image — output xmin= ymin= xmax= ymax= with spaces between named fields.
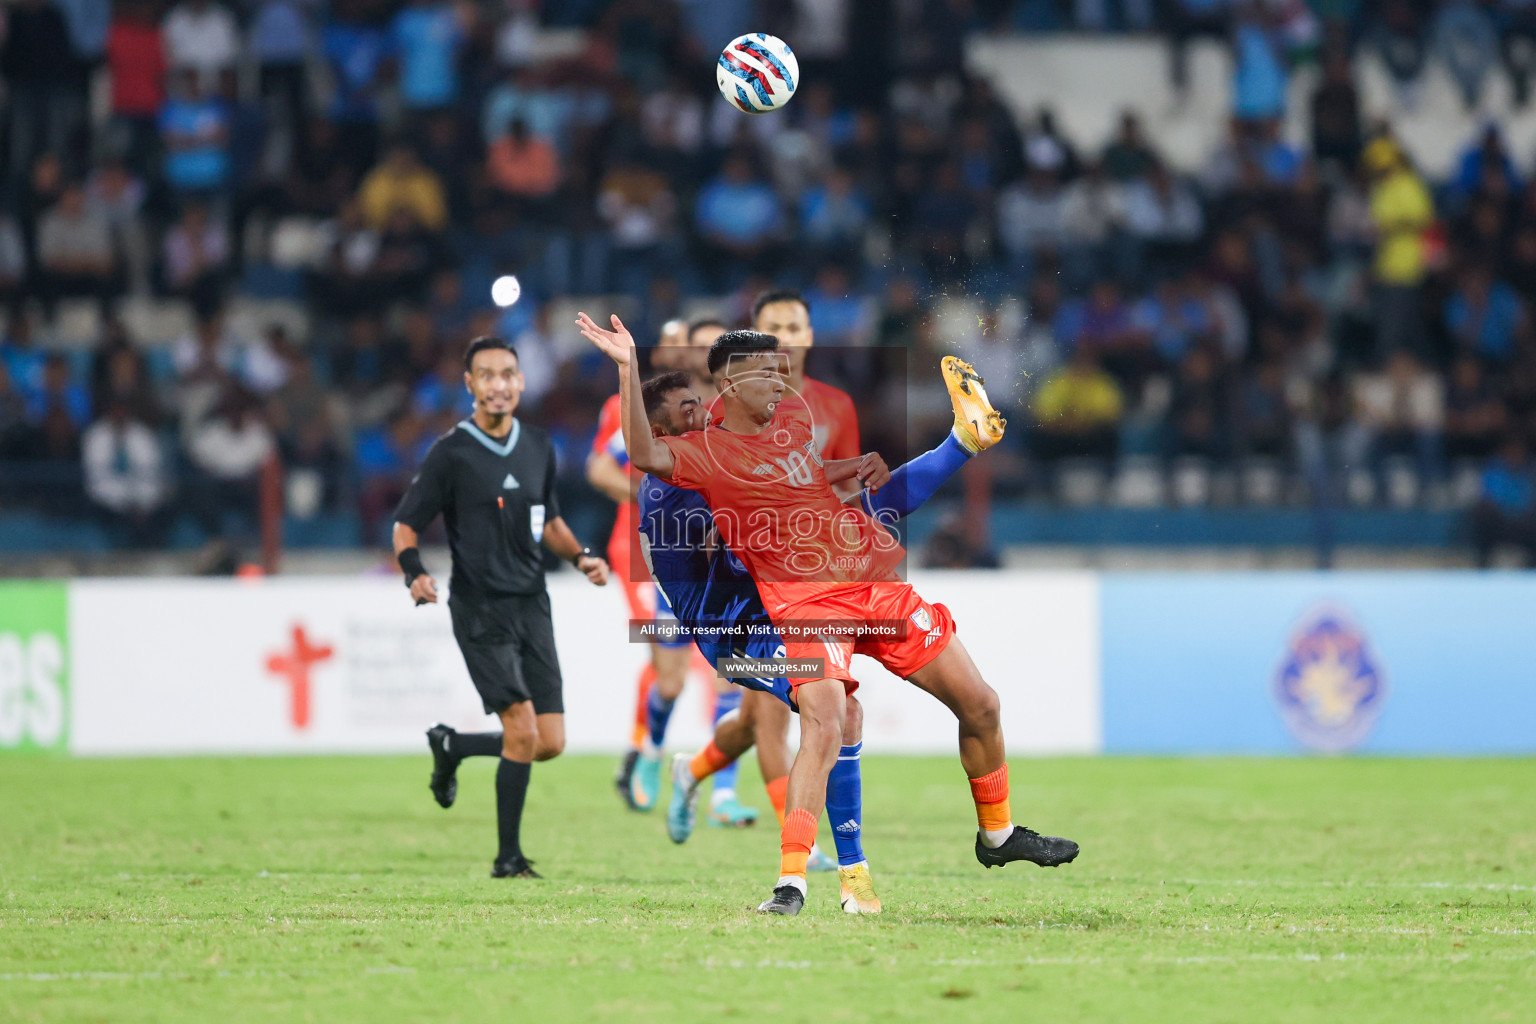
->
xmin=1 ymin=0 xmax=1535 ymax=565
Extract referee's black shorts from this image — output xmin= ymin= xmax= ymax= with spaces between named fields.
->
xmin=448 ymin=592 xmax=564 ymax=716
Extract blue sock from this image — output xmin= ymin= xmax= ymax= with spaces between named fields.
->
xmin=825 ymin=742 xmax=865 ymax=866
xmin=644 ymin=689 xmax=675 ymax=751
xmin=864 ymin=432 xmax=973 ymax=522
xmin=711 ymin=690 xmax=741 ymax=797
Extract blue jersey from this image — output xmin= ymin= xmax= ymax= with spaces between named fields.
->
xmin=637 ymin=475 xmax=791 ymax=704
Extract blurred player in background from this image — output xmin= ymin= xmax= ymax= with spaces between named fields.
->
xmin=588 ymin=319 xmax=687 ymax=812
xmin=752 ymin=289 xmax=859 ymax=463
xmin=648 ymin=318 xmax=760 ymax=827
xmin=590 ymin=320 xmax=758 ymax=826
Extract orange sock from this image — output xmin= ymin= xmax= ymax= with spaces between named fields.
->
xmin=779 ymin=808 xmax=818 ymax=879
xmin=764 ymin=775 xmax=788 ymax=826
xmin=968 ymin=764 xmax=1013 ymax=834
xmin=689 ymin=741 xmax=733 ymax=781
xmin=629 ymin=664 xmax=656 ymax=749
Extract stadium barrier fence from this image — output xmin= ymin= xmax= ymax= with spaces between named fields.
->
xmin=0 ymin=573 xmax=1530 ymax=757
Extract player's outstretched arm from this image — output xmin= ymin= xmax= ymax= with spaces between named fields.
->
xmin=575 ymin=312 xmax=675 ymax=480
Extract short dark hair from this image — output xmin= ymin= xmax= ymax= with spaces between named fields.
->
xmin=463 ymin=336 xmax=519 ymax=371
xmin=707 ymin=329 xmax=779 ymax=377
xmin=751 ymin=289 xmax=809 ymax=326
xmin=641 ymin=370 xmax=694 ymax=423
xmin=686 ymin=317 xmax=727 ymax=343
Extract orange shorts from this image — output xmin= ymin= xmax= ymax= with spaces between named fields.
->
xmin=761 ymin=581 xmax=956 ymax=690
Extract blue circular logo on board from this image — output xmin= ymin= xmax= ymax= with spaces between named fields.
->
xmin=1273 ymin=609 xmax=1387 ymax=751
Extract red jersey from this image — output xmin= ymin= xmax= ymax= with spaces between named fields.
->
xmin=592 ymin=393 xmax=643 ymax=583
xmin=657 ymin=403 xmax=904 ymax=618
xmin=798 ymin=376 xmax=859 ymax=461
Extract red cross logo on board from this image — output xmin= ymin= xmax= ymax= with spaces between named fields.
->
xmin=264 ymin=624 xmax=334 ymax=730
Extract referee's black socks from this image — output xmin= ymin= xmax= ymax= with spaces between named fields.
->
xmin=456 ymin=732 xmax=503 ymax=758
xmin=496 ymin=758 xmax=532 ymax=861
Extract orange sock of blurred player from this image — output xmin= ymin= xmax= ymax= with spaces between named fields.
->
xmin=629 ymin=664 xmax=656 ymax=749
xmin=764 ymin=775 xmax=788 ymax=826
xmin=969 ymin=765 xmax=1014 ymax=847
xmin=778 ymin=808 xmax=818 ymax=881
xmin=689 ymin=741 xmax=733 ymax=781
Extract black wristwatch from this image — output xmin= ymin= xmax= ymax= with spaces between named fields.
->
xmin=571 ymin=547 xmax=595 ymax=567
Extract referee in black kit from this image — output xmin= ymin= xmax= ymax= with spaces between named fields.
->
xmin=392 ymin=336 xmax=609 ymax=880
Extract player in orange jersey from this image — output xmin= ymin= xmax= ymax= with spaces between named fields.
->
xmin=577 ymin=313 xmax=1079 ymax=916
xmin=747 ymin=289 xmax=859 ymax=868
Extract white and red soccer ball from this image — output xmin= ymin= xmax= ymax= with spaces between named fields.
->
xmin=716 ymin=33 xmax=799 ymax=114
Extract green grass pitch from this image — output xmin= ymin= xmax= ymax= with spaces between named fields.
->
xmin=2 ymin=754 xmax=1532 ymax=1023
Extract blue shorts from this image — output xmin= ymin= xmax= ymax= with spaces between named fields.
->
xmin=698 ymin=630 xmax=792 ymax=707
xmin=652 ymin=584 xmax=692 ymax=649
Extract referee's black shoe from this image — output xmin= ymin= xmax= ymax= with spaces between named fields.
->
xmin=757 ymin=884 xmax=805 ymax=915
xmin=975 ymin=826 xmax=1079 ymax=869
xmin=426 ymin=724 xmax=460 ymax=809
xmin=492 ymin=855 xmax=542 ymax=879
xmin=614 ymin=750 xmax=642 ymax=810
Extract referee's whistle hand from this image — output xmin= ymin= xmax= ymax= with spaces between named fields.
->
xmin=579 ymin=556 xmax=610 ymax=587
xmin=410 ymin=575 xmax=439 ymax=605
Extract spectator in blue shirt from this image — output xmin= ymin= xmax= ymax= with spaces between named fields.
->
xmin=322 ymin=0 xmax=391 ymax=174
xmin=250 ymin=0 xmax=314 ymax=137
xmin=392 ymin=0 xmax=463 ymax=112
xmin=1232 ymin=10 xmax=1288 ymax=123
xmin=34 ymin=354 xmax=92 ymax=428
xmin=1444 ymin=264 xmax=1528 ymax=364
xmin=0 ymin=312 xmax=47 ymax=411
xmin=804 ymin=264 xmax=870 ymax=346
xmin=1451 ymin=124 xmax=1520 ymax=206
xmin=800 ymin=166 xmax=869 ymax=263
xmin=1471 ymin=434 xmax=1536 ymax=565
xmin=694 ymin=152 xmax=784 ymax=290
xmin=159 ymin=67 xmax=230 ymax=195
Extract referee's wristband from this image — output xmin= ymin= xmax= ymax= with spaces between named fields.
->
xmin=571 ymin=547 xmax=594 ymax=568
xmin=398 ymin=546 xmax=427 ymax=586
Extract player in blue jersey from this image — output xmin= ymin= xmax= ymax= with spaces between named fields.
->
xmin=634 ymin=354 xmax=1007 ymax=914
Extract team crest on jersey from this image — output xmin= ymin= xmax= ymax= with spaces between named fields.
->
xmin=910 ymin=606 xmax=944 ymax=646
xmin=1273 ymin=608 xmax=1387 ymax=751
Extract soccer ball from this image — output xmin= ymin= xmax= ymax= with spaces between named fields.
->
xmin=716 ymin=33 xmax=799 ymax=114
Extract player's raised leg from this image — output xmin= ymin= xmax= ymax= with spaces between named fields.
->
xmin=425 ymin=724 xmax=503 ymax=809
xmin=905 ymin=637 xmax=1078 ymax=869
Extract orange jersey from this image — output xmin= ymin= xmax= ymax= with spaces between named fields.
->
xmin=656 ymin=403 xmax=904 ymax=616
xmin=798 ymin=375 xmax=860 ymax=461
